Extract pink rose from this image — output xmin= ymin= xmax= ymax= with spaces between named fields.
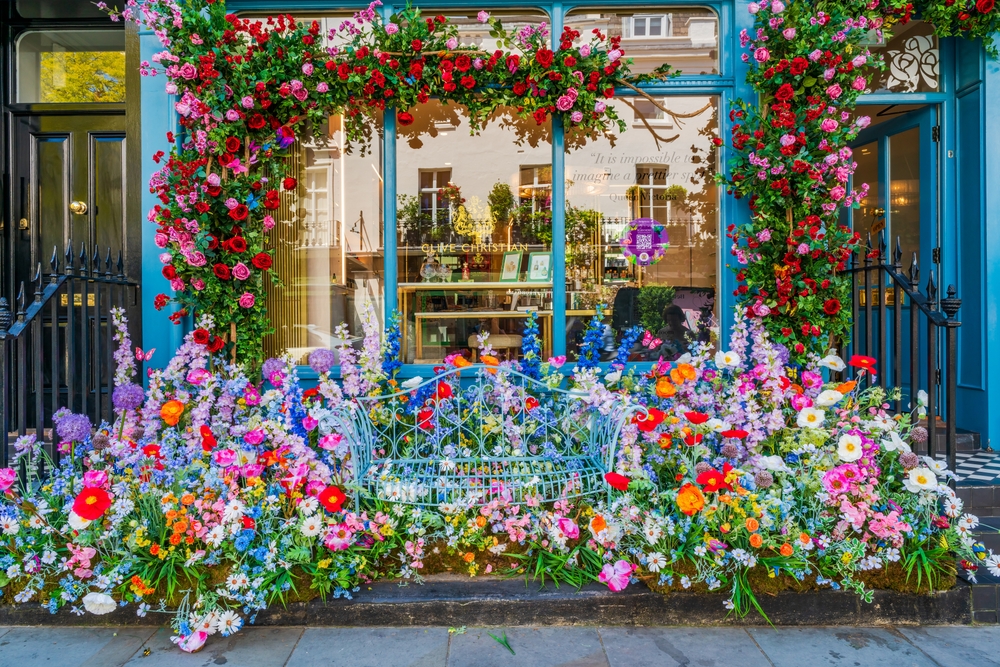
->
xmin=154 ymin=233 xmax=169 ymax=248
xmin=187 ymin=251 xmax=206 ymax=267
xmin=556 ymin=95 xmax=574 ymax=111
xmin=192 ymin=278 xmax=206 ymax=291
xmin=263 ymin=215 xmax=275 ymax=231
xmin=238 ymin=292 xmax=255 ymax=309
xmin=0 ymin=468 xmax=17 ymax=492
xmin=754 ymin=47 xmax=770 ymax=63
xmin=826 ymin=83 xmax=842 ymax=99
xmin=82 ymin=470 xmax=108 ymax=489
xmin=385 ymin=22 xmax=399 ymax=34
xmin=852 ymin=76 xmax=866 ymax=91
xmin=782 ymin=28 xmax=796 ymax=40
xmin=232 ymin=262 xmax=250 ymax=280
xmin=317 ymin=82 xmax=329 ymax=93
xmin=179 ymin=63 xmax=198 ymax=79
xmin=319 ymin=433 xmax=343 ymax=450
xmin=213 ymin=449 xmax=237 ymax=467
xmin=302 ymin=62 xmax=314 ymax=75
xmin=477 ymin=10 xmax=490 ymax=22
xmin=820 ymin=118 xmax=839 ymax=133
xmin=206 ymin=173 xmax=221 ymax=187
xmin=241 ymin=96 xmax=254 ymax=109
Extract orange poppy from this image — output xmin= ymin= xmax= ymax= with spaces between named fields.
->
xmin=835 ymin=380 xmax=857 ymax=394
xmin=655 ymin=377 xmax=677 ymax=398
xmin=160 ymin=400 xmax=185 ymax=426
xmin=676 ymin=483 xmax=705 ymax=516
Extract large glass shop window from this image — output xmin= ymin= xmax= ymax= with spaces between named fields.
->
xmin=397 ymin=100 xmax=553 ymax=364
xmin=563 ymin=95 xmax=720 ymax=362
xmin=565 ymin=7 xmax=719 ymax=75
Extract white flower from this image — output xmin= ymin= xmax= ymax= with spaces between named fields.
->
xmin=881 ymin=431 xmax=911 ymax=453
xmin=714 ymin=350 xmax=741 ymax=368
xmin=904 ymin=467 xmax=938 ymax=492
xmin=758 ymin=455 xmax=787 ymax=472
xmin=646 ymin=552 xmax=667 ymax=572
xmin=41 ymin=550 xmax=57 ymax=564
xmin=137 ymin=603 xmax=150 ymax=618
xmin=837 ymin=434 xmax=864 ymax=462
xmin=192 ymin=611 xmax=219 ymax=635
xmin=29 ymin=515 xmax=44 ymax=530
xmin=680 ymin=576 xmax=691 ymax=589
xmin=401 ymin=376 xmax=424 ymax=390
xmin=987 ymin=554 xmax=1000 ymax=578
xmin=922 ymin=457 xmax=949 ymax=474
xmin=223 ymin=500 xmax=245 ymax=523
xmin=694 ymin=545 xmax=707 ymax=557
xmin=706 ymin=418 xmax=731 ymax=433
xmin=0 ymin=517 xmax=20 ymax=535
xmin=818 ymin=354 xmax=846 ymax=372
xmin=815 ymin=390 xmax=844 ymax=407
xmin=218 ymin=610 xmax=242 ymax=637
xmin=943 ymin=498 xmax=964 ymax=518
xmin=959 ymin=514 xmax=980 ymax=531
xmin=67 ymin=512 xmax=91 ymax=532
xmin=604 ymin=370 xmax=622 ymax=384
xmin=300 ymin=517 xmax=323 ymax=537
xmin=82 ymin=592 xmax=117 ymax=615
xmin=796 ymin=407 xmax=825 ymax=429
xmin=643 ymin=520 xmax=663 ymax=545
xmin=205 ymin=526 xmax=226 ymax=548
xmin=869 ymin=415 xmax=895 ymax=431
xmin=299 ymin=497 xmax=319 ymax=515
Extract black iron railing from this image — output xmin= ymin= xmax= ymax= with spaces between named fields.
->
xmin=0 ymin=244 xmax=139 ymax=467
xmin=840 ymin=234 xmax=961 ymax=475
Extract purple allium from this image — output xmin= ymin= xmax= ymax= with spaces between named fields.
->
xmin=55 ymin=413 xmax=92 ymax=442
xmin=308 ymin=348 xmax=336 ymax=375
xmin=754 ymin=470 xmax=774 ymax=489
xmin=694 ymin=462 xmax=712 ymax=475
xmin=262 ymin=357 xmax=285 ymax=379
xmin=900 ymin=452 xmax=920 ymax=469
xmin=112 ymin=383 xmax=145 ymax=411
xmin=721 ymin=443 xmax=739 ymax=459
xmin=909 ymin=426 xmax=928 ymax=444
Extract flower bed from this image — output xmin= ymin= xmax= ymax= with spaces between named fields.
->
xmin=0 ymin=308 xmax=993 ymax=652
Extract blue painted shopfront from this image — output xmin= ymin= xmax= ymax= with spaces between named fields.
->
xmin=137 ymin=1 xmax=999 ymax=448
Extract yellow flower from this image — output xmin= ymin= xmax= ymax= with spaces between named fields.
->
xmin=841 ymin=552 xmax=853 ymax=564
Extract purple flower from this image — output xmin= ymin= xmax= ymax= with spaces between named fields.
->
xmin=308 ymin=348 xmax=336 ymax=375
xmin=112 ymin=383 xmax=145 ymax=411
xmin=56 ymin=413 xmax=92 ymax=443
xmin=262 ymin=358 xmax=286 ymax=379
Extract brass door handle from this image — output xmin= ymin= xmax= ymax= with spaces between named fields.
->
xmin=69 ymin=201 xmax=88 ymax=215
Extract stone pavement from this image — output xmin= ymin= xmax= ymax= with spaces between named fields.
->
xmin=2 ymin=625 xmax=1000 ymax=667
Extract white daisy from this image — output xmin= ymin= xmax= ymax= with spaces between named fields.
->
xmin=300 ymin=517 xmax=323 ymax=537
xmin=943 ymin=498 xmax=964 ymax=518
xmin=643 ymin=520 xmax=663 ymax=545
xmin=646 ymin=552 xmax=667 ymax=572
xmin=0 ymin=517 xmax=20 ymax=535
xmin=299 ymin=497 xmax=319 ymax=515
xmin=205 ymin=525 xmax=226 ymax=547
xmin=959 ymin=514 xmax=980 ymax=531
xmin=986 ymin=554 xmax=1000 ymax=579
xmin=225 ymin=574 xmax=242 ymax=591
xmin=223 ymin=500 xmax=245 ymax=523
xmin=217 ymin=610 xmax=242 ymax=637
xmin=29 ymin=515 xmax=45 ymax=529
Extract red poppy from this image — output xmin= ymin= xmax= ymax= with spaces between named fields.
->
xmin=632 ymin=408 xmax=666 ymax=432
xmin=200 ymin=425 xmax=217 ymax=452
xmin=73 ymin=487 xmax=112 ymax=521
xmin=252 ymin=252 xmax=272 ymax=270
xmin=142 ymin=444 xmax=162 ymax=459
xmin=417 ymin=408 xmax=434 ymax=430
xmin=696 ymin=463 xmax=733 ymax=493
xmin=318 ymin=486 xmax=347 ymax=513
xmin=849 ymin=355 xmax=877 ymax=371
xmin=721 ymin=429 xmax=749 ymax=439
xmin=685 ymin=411 xmax=709 ymax=425
xmin=192 ymin=328 xmax=210 ymax=345
xmin=684 ymin=433 xmax=704 ymax=446
xmin=604 ymin=472 xmax=630 ymax=492
xmin=434 ymin=382 xmax=453 ymax=401
xmin=398 ymin=112 xmax=414 ymax=126
xmin=242 ymin=516 xmax=256 ymax=530
xmin=525 ymin=396 xmax=540 ymax=412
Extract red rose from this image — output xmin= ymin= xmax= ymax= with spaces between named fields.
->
xmin=192 ymin=328 xmax=211 ymax=345
xmin=318 ymin=486 xmax=346 ymax=513
xmin=251 ymin=252 xmax=272 ymax=270
xmin=564 ymin=55 xmax=577 ymax=67
xmin=823 ymin=298 xmax=841 ymax=315
xmin=248 ymin=113 xmax=266 ymax=130
xmin=535 ymin=48 xmax=554 ymax=68
xmin=977 ymin=0 xmax=995 ymax=12
xmin=207 ymin=185 xmax=222 ymax=197
xmin=206 ymin=234 xmax=219 ymax=250
xmin=213 ymin=263 xmax=231 ymax=280
xmin=263 ymin=190 xmax=281 ymax=209
xmin=161 ymin=265 xmax=177 ymax=280
xmin=513 ymin=81 xmax=527 ymax=95
xmin=282 ymin=177 xmax=297 ymax=190
xmin=460 ymin=75 xmax=476 ymax=89
xmin=604 ymin=472 xmax=630 ymax=492
xmin=774 ymin=83 xmax=795 ymax=102
xmin=207 ymin=335 xmax=226 ymax=353
xmin=227 ymin=236 xmax=247 ymax=253
xmin=398 ymin=111 xmax=414 ymax=126
xmin=229 ymin=204 xmax=249 ymax=221
xmin=411 ymin=39 xmax=423 ymax=51
xmin=455 ymin=54 xmax=472 ymax=72
xmin=225 ymin=137 xmax=241 ymax=153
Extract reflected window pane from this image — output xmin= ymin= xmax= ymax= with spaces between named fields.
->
xmin=567 ymin=7 xmax=719 ymax=75
xmin=397 ymin=100 xmax=552 ymax=365
xmin=890 ymin=127 xmax=921 ymax=264
xmin=852 ymin=141 xmax=882 ymax=238
xmin=565 ymin=96 xmax=719 ymax=362
xmin=17 ymin=31 xmax=125 ymax=103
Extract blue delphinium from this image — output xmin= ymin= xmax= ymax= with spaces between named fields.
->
xmin=520 ymin=311 xmax=542 ymax=380
xmin=577 ymin=306 xmax=605 ymax=370
xmin=612 ymin=325 xmax=643 ymax=369
xmin=382 ymin=312 xmax=402 ymax=379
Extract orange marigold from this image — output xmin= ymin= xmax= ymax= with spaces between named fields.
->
xmin=780 ymin=543 xmax=794 ymax=557
xmin=745 ymin=517 xmax=760 ymax=532
xmin=749 ymin=533 xmax=763 ymax=548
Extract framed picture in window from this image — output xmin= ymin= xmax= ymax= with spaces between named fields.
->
xmin=526 ymin=252 xmax=552 ymax=282
xmin=499 ymin=250 xmax=523 ymax=282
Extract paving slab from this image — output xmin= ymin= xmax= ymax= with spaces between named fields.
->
xmin=78 ymin=627 xmax=158 ymax=667
xmin=898 ymin=626 xmax=1000 ymax=666
xmin=0 ymin=626 xmax=11 ymax=640
xmin=123 ymin=626 xmax=304 ymax=667
xmin=287 ymin=627 xmax=449 ymax=667
xmin=448 ymin=627 xmax=609 ymax=667
xmin=598 ymin=627 xmax=770 ymax=667
xmin=0 ymin=627 xmax=124 ymax=667
xmin=748 ymin=626 xmax=938 ymax=667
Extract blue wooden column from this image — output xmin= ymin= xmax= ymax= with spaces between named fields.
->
xmin=139 ymin=29 xmax=185 ymax=373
